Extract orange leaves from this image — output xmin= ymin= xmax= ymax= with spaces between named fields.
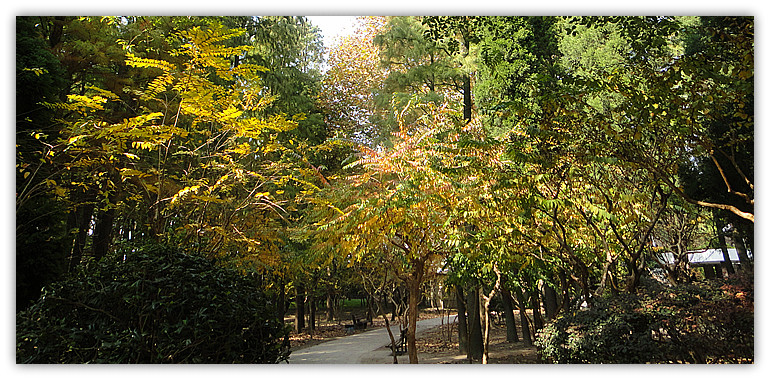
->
xmin=314 ymin=95 xmax=469 ymax=267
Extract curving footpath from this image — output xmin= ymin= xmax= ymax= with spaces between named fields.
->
xmin=286 ymin=315 xmax=456 ymax=364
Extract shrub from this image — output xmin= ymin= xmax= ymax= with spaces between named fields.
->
xmin=536 ymin=275 xmax=753 ymax=363
xmin=17 ymin=245 xmax=290 ymax=363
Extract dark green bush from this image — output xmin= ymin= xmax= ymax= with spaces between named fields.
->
xmin=17 ymin=245 xmax=290 ymax=363
xmin=536 ymin=275 xmax=753 ymax=363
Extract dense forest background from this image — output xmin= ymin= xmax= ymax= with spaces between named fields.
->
xmin=14 ymin=15 xmax=753 ymax=364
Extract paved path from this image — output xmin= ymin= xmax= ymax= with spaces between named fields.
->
xmin=286 ymin=315 xmax=456 ymax=364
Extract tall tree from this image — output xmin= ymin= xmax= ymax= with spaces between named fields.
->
xmin=317 ymin=16 xmax=389 ymax=146
xmin=40 ymin=20 xmax=305 ymax=270
xmin=313 ymin=100 xmax=466 ymax=363
xmin=16 ymin=16 xmax=71 ymax=309
xmin=244 ymin=16 xmax=327 ymax=145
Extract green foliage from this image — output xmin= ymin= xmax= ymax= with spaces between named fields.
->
xmin=474 ymin=16 xmax=562 ymax=137
xmin=244 ymin=16 xmax=327 ymax=145
xmin=16 ymin=17 xmax=72 ymax=309
xmin=15 ymin=194 xmax=70 ymax=311
xmin=536 ymin=276 xmax=753 ymax=363
xmin=16 ymin=244 xmax=290 ymax=363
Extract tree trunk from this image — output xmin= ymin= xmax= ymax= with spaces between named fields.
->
xmin=500 ymin=286 xmax=519 ymax=342
xmin=531 ymin=287 xmax=544 ymax=331
xmin=67 ymin=199 xmax=94 ymax=272
xmin=733 ymin=228 xmax=752 ymax=271
xmin=277 ymin=277 xmax=286 ymax=321
xmin=481 ymin=291 xmax=492 ymax=364
xmin=626 ymin=254 xmax=646 ymax=293
xmin=514 ymin=286 xmax=533 ymax=346
xmin=333 ymin=294 xmax=341 ymax=320
xmin=295 ymin=282 xmax=305 ymax=333
xmin=714 ymin=212 xmax=736 ymax=275
xmin=326 ymin=292 xmax=334 ymax=321
xmin=455 ymin=286 xmax=469 ymax=354
xmin=92 ymin=171 xmax=122 ymax=262
xmin=462 ymin=75 xmax=472 ymax=122
xmin=366 ymin=294 xmax=375 ymax=322
xmin=559 ymin=270 xmax=572 ymax=313
xmin=390 ymin=287 xmax=401 ymax=322
xmin=374 ymin=294 xmax=399 ymax=364
xmin=406 ymin=279 xmax=420 ymax=364
xmin=467 ymin=286 xmax=483 ymax=361
xmin=543 ymin=283 xmax=559 ymax=320
xmin=309 ymin=291 xmax=316 ymax=333
xmin=480 ymin=267 xmax=500 ymax=364
xmin=92 ymin=206 xmax=115 ymax=261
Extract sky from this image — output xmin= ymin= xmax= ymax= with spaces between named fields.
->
xmin=306 ymin=16 xmax=359 ymax=50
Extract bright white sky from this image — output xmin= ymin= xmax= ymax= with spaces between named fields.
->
xmin=306 ymin=16 xmax=359 ymax=50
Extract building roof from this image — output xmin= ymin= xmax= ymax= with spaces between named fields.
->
xmin=658 ymin=248 xmax=752 ymax=265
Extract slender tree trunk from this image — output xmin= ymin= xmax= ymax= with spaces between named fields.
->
xmin=309 ymin=291 xmax=316 ymax=333
xmin=543 ymin=283 xmax=558 ymax=320
xmin=277 ymin=277 xmax=286 ymax=321
xmin=531 ymin=287 xmax=544 ymax=331
xmin=559 ymin=270 xmax=571 ymax=313
xmin=429 ymin=281 xmax=436 ymax=309
xmin=310 ymin=273 xmax=319 ymax=332
xmin=390 ymin=287 xmax=401 ymax=322
xmin=480 ymin=266 xmax=501 ymax=364
xmin=93 ymin=171 xmax=122 ymax=262
xmin=406 ymin=279 xmax=421 ymax=364
xmin=92 ymin=206 xmax=115 ymax=261
xmin=295 ymin=282 xmax=305 ymax=333
xmin=455 ymin=286 xmax=469 ymax=354
xmin=374 ymin=294 xmax=399 ymax=364
xmin=626 ymin=254 xmax=645 ymax=293
xmin=467 ymin=286 xmax=483 ymax=361
xmin=326 ymin=292 xmax=334 ymax=321
xmin=714 ymin=212 xmax=736 ymax=275
xmin=333 ymin=294 xmax=341 ymax=320
xmin=462 ymin=75 xmax=472 ymax=122
xmin=500 ymin=286 xmax=519 ymax=342
xmin=68 ymin=199 xmax=94 ymax=272
xmin=366 ymin=294 xmax=375 ymax=322
xmin=514 ymin=286 xmax=533 ymax=346
xmin=733 ymin=228 xmax=752 ymax=271
xmin=481 ymin=293 xmax=491 ymax=364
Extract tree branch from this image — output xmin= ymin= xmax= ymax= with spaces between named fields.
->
xmin=710 ymin=152 xmax=753 ymax=205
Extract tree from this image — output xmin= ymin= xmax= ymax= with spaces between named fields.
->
xmin=16 ymin=17 xmax=72 ymax=309
xmin=472 ymin=16 xmax=562 ymax=137
xmin=243 ymin=16 xmax=327 ymax=145
xmin=313 ymin=100 xmax=463 ymax=363
xmin=37 ymin=20 xmax=310 ymax=275
xmin=375 ymin=16 xmax=470 ymax=127
xmin=421 ymin=16 xmax=484 ymax=123
xmin=651 ymin=200 xmax=711 ymax=284
xmin=570 ymin=17 xmax=754 ymax=223
xmin=317 ymin=16 xmax=389 ymax=145
xmin=355 ymin=252 xmax=408 ymax=363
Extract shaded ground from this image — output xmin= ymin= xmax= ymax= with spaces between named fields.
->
xmin=287 ymin=308 xmax=540 ymax=364
xmin=411 ymin=319 xmax=540 ymax=364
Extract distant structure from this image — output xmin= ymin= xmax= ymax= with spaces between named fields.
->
xmin=658 ymin=248 xmax=752 ymax=279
